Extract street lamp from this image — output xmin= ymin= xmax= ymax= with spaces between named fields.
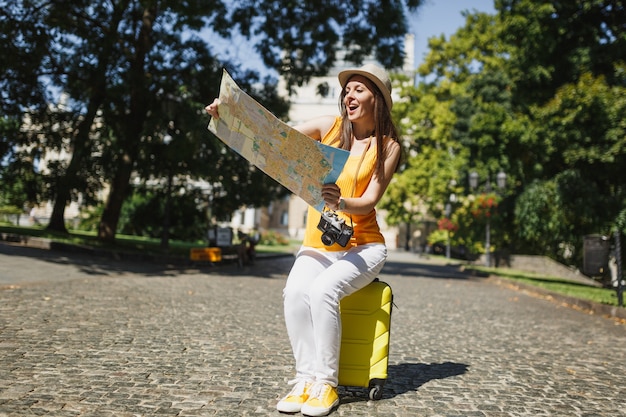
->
xmin=469 ymin=170 xmax=506 ymax=267
xmin=444 ymin=180 xmax=457 ymax=259
xmin=160 ymin=124 xmax=174 ymax=251
xmin=469 ymin=171 xmax=479 ymax=190
xmin=496 ymin=170 xmax=506 ymax=190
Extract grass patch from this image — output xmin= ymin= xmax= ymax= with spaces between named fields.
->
xmin=468 ymin=266 xmax=622 ymax=307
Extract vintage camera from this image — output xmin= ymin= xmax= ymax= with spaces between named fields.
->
xmin=317 ymin=211 xmax=353 ymax=247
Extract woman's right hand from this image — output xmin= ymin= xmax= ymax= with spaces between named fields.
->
xmin=205 ymin=98 xmax=220 ymax=119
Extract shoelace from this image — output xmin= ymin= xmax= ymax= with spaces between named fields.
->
xmin=286 ymin=378 xmax=309 ymax=396
xmin=306 ymin=381 xmax=328 ymax=399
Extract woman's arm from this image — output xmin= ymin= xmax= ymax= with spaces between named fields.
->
xmin=206 ymin=99 xmax=336 ymax=142
xmin=292 ymin=115 xmax=337 ymax=140
xmin=323 ymin=140 xmax=401 ymax=214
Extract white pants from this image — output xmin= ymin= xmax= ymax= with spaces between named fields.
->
xmin=282 ymin=243 xmax=387 ymax=386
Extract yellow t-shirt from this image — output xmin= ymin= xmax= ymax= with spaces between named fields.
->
xmin=302 ymin=117 xmax=388 ymax=251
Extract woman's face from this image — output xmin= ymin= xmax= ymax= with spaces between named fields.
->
xmin=343 ymin=75 xmax=376 ymax=126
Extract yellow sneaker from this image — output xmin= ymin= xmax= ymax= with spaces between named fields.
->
xmin=276 ymin=379 xmax=311 ymax=413
xmin=301 ymin=382 xmax=339 ymax=416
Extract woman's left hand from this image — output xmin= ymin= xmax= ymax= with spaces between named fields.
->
xmin=322 ymin=183 xmax=342 ymax=211
xmin=205 ymin=98 xmax=220 ymax=119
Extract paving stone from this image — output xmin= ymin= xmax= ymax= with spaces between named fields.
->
xmin=0 ymin=243 xmax=625 ymax=416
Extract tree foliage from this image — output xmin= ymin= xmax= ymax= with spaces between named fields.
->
xmin=386 ymin=0 xmax=625 ymax=267
xmin=1 ymin=0 xmax=421 ymax=242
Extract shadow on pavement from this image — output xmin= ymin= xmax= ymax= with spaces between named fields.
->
xmin=339 ymin=361 xmax=469 ymax=403
xmin=203 ymin=255 xmax=294 ymax=279
xmin=0 ymin=241 xmax=296 ymax=281
xmin=386 ymin=362 xmax=469 ymax=397
xmin=1 ymin=242 xmax=178 ymax=276
xmin=2 ymin=241 xmax=480 ymax=282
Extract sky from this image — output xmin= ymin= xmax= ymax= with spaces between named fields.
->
xmin=410 ymin=0 xmax=496 ymax=67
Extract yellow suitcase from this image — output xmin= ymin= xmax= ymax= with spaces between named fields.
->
xmin=338 ymin=279 xmax=393 ymax=400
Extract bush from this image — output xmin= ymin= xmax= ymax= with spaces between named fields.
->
xmin=0 ymin=205 xmax=23 ymax=225
xmin=260 ymin=230 xmax=289 ymax=246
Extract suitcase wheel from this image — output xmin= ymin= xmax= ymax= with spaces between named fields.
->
xmin=368 ymin=379 xmax=385 ymax=400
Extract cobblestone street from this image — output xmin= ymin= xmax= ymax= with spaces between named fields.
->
xmin=1 ymin=243 xmax=624 ymax=416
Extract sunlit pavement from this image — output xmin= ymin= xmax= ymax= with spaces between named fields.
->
xmin=1 ymin=242 xmax=625 ymax=416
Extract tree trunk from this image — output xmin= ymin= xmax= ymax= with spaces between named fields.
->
xmin=46 ymin=105 xmax=101 ymax=234
xmin=97 ymin=5 xmax=156 ymax=243
xmin=45 ymin=5 xmax=124 ymax=233
xmin=98 ymin=157 xmax=134 ymax=242
xmin=47 ymin=190 xmax=69 ymax=233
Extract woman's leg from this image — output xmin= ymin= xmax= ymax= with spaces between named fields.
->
xmin=283 ymin=248 xmax=333 ymax=381
xmin=308 ymin=244 xmax=388 ymax=386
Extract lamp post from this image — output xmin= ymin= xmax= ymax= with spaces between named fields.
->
xmin=160 ymin=127 xmax=173 ymax=251
xmin=469 ymin=170 xmax=506 ymax=267
xmin=614 ymin=226 xmax=624 ymax=307
xmin=159 ymin=93 xmax=181 ymax=251
xmin=444 ymin=180 xmax=457 ymax=259
xmin=444 ymin=202 xmax=452 ymax=259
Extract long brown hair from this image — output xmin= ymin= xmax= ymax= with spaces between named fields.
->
xmin=338 ymin=77 xmax=400 ymax=175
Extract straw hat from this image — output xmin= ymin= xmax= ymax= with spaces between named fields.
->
xmin=338 ymin=63 xmax=393 ymax=110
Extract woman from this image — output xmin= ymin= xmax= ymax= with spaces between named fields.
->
xmin=205 ymin=63 xmax=401 ymax=416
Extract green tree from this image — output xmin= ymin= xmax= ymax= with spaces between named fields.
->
xmin=495 ymin=1 xmax=626 ymax=261
xmin=385 ymin=10 xmax=515 ymax=256
xmin=497 ymin=0 xmax=626 ymax=107
xmin=515 ymin=72 xmax=626 ymax=262
xmin=388 ymin=0 xmax=625 ymax=267
xmin=2 ymin=0 xmax=423 ymax=243
xmin=116 ymin=188 xmax=210 ymax=242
